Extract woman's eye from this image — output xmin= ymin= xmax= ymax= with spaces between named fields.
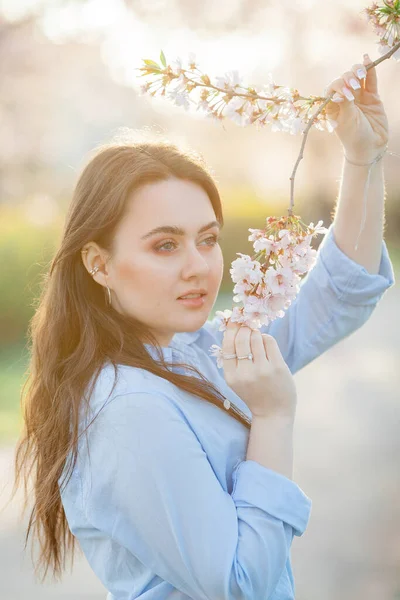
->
xmin=155 ymin=235 xmax=222 ymax=252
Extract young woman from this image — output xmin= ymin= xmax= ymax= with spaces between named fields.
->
xmin=12 ymin=57 xmax=394 ymax=599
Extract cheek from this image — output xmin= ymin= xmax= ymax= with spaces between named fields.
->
xmin=114 ymin=260 xmax=165 ymax=291
xmin=116 ymin=261 xmax=137 ymax=282
xmin=114 ymin=261 xmax=152 ymax=294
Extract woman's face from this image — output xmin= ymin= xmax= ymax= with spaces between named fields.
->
xmin=107 ymin=177 xmax=224 ymax=347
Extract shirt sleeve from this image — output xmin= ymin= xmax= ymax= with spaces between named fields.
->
xmin=79 ymin=391 xmax=312 ymax=600
xmin=207 ymin=223 xmax=395 ymax=375
xmin=265 ymin=224 xmax=395 ymax=373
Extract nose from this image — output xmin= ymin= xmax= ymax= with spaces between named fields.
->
xmin=181 ymin=243 xmax=211 ymax=279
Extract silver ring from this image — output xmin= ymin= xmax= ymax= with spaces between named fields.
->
xmin=237 ymin=353 xmax=253 ymax=360
xmin=222 ymin=353 xmax=237 ymax=360
xmin=89 ymin=265 xmax=100 ymax=276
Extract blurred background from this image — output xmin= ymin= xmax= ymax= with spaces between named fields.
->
xmin=0 ymin=0 xmax=399 ymax=598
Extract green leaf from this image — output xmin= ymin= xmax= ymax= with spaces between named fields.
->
xmin=143 ymin=59 xmax=161 ymax=70
xmin=382 ymin=0 xmax=398 ymax=9
xmin=160 ymin=50 xmax=166 ymax=67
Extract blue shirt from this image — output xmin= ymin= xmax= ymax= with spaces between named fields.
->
xmin=59 ymin=224 xmax=395 ymax=600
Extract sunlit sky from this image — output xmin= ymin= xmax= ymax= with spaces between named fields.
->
xmin=2 ymin=0 xmax=398 ymax=216
xmin=17 ymin=1 xmax=286 ymax=82
xmin=1 ymin=0 xmax=373 ymax=100
xmin=1 ymin=0 xmax=385 ymax=199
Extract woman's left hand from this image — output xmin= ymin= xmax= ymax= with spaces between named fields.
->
xmin=324 ymin=54 xmax=389 ymax=163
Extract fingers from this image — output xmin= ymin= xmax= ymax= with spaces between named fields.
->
xmin=234 ymin=325 xmax=253 ymax=360
xmin=342 ymin=68 xmax=363 ymax=98
xmin=261 ymin=334 xmax=284 ymax=366
xmin=324 ymin=58 xmax=373 ymax=103
xmin=363 ymin=53 xmax=378 ymax=94
xmin=221 ymin=320 xmax=269 ymax=380
xmin=325 ymin=76 xmax=357 ymax=103
xmin=221 ymin=318 xmax=241 ymax=379
xmin=248 ymin=328 xmax=268 ymax=364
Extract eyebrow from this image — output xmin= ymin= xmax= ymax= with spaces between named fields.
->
xmin=141 ymin=220 xmax=221 ymax=240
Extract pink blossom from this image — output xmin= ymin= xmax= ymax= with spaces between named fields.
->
xmin=207 ymin=215 xmax=328 ymax=366
xmin=265 ymin=265 xmax=295 ymax=295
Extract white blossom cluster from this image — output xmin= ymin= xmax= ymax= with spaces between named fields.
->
xmin=208 ymin=218 xmax=328 ymax=368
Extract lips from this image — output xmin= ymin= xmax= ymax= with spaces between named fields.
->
xmin=177 ymin=290 xmax=207 ymax=299
xmin=178 ymin=294 xmax=206 ymax=300
xmin=177 ymin=294 xmax=206 ymax=307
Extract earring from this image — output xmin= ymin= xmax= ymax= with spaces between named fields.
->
xmin=88 ymin=264 xmax=112 ymax=307
xmin=89 ymin=265 xmax=100 ymax=276
xmin=105 ymin=284 xmax=112 ymax=307
xmin=104 ymin=274 xmax=112 ymax=307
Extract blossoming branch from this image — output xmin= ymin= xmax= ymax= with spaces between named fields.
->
xmin=208 ymin=216 xmax=328 ymax=368
xmin=134 ymin=1 xmax=400 ymax=364
xmin=136 ymin=2 xmax=400 ymax=212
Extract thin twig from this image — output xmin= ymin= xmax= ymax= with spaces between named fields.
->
xmin=288 ymin=39 xmax=400 ymax=217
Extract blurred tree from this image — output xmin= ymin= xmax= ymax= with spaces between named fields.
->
xmin=122 ymin=0 xmax=271 ymax=32
xmin=0 ymin=3 xmax=154 ymax=206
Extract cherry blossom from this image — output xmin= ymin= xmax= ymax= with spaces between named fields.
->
xmin=135 ymin=2 xmax=400 ymax=367
xmin=208 ymin=215 xmax=328 ymax=367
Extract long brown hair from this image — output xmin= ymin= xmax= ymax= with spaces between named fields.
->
xmin=9 ymin=137 xmax=251 ymax=584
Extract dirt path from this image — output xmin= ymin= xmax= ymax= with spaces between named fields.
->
xmin=1 ymin=287 xmax=399 ymax=600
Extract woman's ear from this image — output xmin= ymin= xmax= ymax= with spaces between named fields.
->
xmin=81 ymin=243 xmax=110 ymax=288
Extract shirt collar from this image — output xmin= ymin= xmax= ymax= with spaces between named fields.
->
xmin=144 ymin=329 xmax=201 ymax=363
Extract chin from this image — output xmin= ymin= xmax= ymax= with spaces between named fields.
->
xmin=177 ymin=312 xmax=209 ymax=330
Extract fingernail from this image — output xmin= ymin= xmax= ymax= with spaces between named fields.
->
xmin=349 ymin=78 xmax=361 ymax=90
xmin=357 ymin=68 xmax=366 ymax=79
xmin=363 ymin=53 xmax=370 ymax=61
xmin=332 ymin=92 xmax=344 ymax=103
xmin=342 ymin=86 xmax=355 ymax=101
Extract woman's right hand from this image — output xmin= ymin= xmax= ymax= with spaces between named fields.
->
xmin=222 ymin=319 xmax=297 ymax=421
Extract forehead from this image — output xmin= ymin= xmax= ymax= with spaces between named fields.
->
xmin=121 ymin=178 xmax=215 ymax=232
